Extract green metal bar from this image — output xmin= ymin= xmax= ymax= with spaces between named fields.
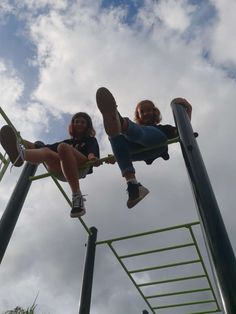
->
xmin=131 ymin=136 xmax=179 ymax=154
xmin=138 ymin=274 xmax=206 ymax=287
xmin=153 ymin=299 xmax=216 ymax=309
xmin=96 ymin=221 xmax=200 ymax=245
xmin=29 ymin=138 xmax=180 ymax=181
xmin=0 ymin=159 xmax=10 ymax=181
xmin=188 ymin=310 xmax=221 ymax=314
xmin=29 ymin=172 xmax=52 ymax=181
xmin=119 ymin=242 xmax=195 ymax=259
xmin=188 ymin=226 xmax=221 ymax=311
xmin=0 ymin=152 xmax=8 ymax=164
xmin=146 ymin=287 xmax=211 ymax=298
xmin=129 ymin=259 xmax=201 ymax=274
xmin=0 ymin=107 xmax=19 ymax=135
xmin=29 ymin=156 xmax=116 ymax=181
xmin=107 ymin=242 xmax=156 ymax=314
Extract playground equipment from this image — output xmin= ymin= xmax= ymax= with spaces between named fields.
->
xmin=0 ymin=103 xmax=236 ymax=313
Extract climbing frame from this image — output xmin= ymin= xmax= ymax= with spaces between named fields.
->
xmin=96 ymin=222 xmax=221 ymax=314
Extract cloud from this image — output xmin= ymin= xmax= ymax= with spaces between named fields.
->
xmin=138 ymin=0 xmax=197 ymax=32
xmin=208 ymin=0 xmax=236 ymax=67
xmin=0 ymin=60 xmax=24 ymax=107
xmin=0 ymin=1 xmax=235 ymax=313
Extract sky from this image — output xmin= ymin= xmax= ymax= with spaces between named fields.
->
xmin=0 ymin=0 xmax=236 ymax=313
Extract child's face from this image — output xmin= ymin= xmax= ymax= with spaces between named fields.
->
xmin=137 ymin=102 xmax=155 ymax=125
xmin=73 ymin=117 xmax=88 ymax=134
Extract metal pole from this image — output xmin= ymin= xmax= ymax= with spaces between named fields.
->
xmin=0 ymin=162 xmax=38 ymax=263
xmin=79 ymin=227 xmax=97 ymax=314
xmin=171 ymin=101 xmax=236 ymax=314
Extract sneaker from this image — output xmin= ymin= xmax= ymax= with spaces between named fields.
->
xmin=0 ymin=125 xmax=25 ymax=167
xmin=127 ymin=182 xmax=149 ymax=209
xmin=96 ymin=87 xmax=121 ymax=136
xmin=70 ymin=194 xmax=86 ymax=218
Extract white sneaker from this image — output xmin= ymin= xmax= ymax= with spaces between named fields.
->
xmin=70 ymin=194 xmax=86 ymax=218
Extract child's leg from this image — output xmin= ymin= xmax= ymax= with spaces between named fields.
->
xmin=96 ymin=87 xmax=149 ymax=208
xmin=57 ymin=143 xmax=88 ymax=193
xmin=24 ymin=147 xmax=61 ymax=172
xmin=109 ymin=135 xmax=149 ymax=208
xmin=123 ymin=119 xmax=167 ymax=147
xmin=57 ymin=143 xmax=87 ymax=194
xmin=57 ymin=143 xmax=87 ymax=217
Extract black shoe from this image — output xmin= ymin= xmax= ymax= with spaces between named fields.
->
xmin=0 ymin=125 xmax=25 ymax=167
xmin=96 ymin=87 xmax=121 ymax=136
xmin=70 ymin=194 xmax=86 ymax=218
xmin=127 ymin=182 xmax=149 ymax=209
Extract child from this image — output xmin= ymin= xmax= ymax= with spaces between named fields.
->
xmin=0 ymin=112 xmax=101 ymax=218
xmin=96 ymin=87 xmax=192 ymax=209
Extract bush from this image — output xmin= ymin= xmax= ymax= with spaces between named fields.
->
xmin=3 ymin=300 xmax=37 ymax=314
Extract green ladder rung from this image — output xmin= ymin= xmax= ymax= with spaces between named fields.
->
xmin=129 ymin=259 xmax=201 ymax=273
xmin=187 ymin=309 xmax=221 ymax=314
xmin=138 ymin=274 xmax=207 ymax=287
xmin=119 ymin=242 xmax=195 ymax=259
xmin=152 ymin=299 xmax=216 ymax=309
xmin=146 ymin=287 xmax=211 ymax=298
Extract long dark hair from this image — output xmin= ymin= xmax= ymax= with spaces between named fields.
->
xmin=68 ymin=112 xmax=96 ymax=138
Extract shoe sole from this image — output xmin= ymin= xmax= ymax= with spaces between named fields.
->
xmin=96 ymin=87 xmax=121 ymax=136
xmin=70 ymin=209 xmax=86 ymax=218
xmin=0 ymin=125 xmax=23 ymax=167
xmin=127 ymin=188 xmax=150 ymax=209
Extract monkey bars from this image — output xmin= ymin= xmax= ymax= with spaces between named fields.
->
xmin=96 ymin=221 xmax=221 ymax=314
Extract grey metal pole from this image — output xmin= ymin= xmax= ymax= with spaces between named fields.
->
xmin=79 ymin=226 xmax=97 ymax=314
xmin=171 ymin=101 xmax=236 ymax=314
xmin=0 ymin=162 xmax=38 ymax=263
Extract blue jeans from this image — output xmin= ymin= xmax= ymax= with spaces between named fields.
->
xmin=109 ymin=119 xmax=168 ymax=176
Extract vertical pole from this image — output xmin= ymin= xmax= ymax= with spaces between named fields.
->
xmin=0 ymin=162 xmax=38 ymax=263
xmin=79 ymin=227 xmax=97 ymax=314
xmin=171 ymin=101 xmax=236 ymax=314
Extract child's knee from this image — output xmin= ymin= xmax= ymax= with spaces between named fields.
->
xmin=57 ymin=143 xmax=71 ymax=156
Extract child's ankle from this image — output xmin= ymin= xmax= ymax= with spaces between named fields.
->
xmin=127 ymin=178 xmax=138 ymax=184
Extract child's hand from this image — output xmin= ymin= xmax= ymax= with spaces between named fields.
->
xmin=172 ymin=97 xmax=192 ymax=120
xmin=88 ymin=155 xmax=102 ymax=167
xmin=105 ymin=154 xmax=116 ymax=164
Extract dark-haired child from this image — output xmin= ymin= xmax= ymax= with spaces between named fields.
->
xmin=0 ymin=112 xmax=100 ymax=218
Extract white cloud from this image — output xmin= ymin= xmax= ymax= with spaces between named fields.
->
xmin=0 ymin=1 xmax=235 ymax=313
xmin=0 ymin=60 xmax=24 ymax=107
xmin=153 ymin=0 xmax=196 ymax=32
xmin=208 ymin=0 xmax=236 ymax=67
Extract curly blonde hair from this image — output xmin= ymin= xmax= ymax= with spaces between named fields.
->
xmin=134 ymin=100 xmax=162 ymax=125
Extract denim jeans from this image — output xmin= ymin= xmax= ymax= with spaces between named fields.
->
xmin=109 ymin=119 xmax=168 ymax=176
